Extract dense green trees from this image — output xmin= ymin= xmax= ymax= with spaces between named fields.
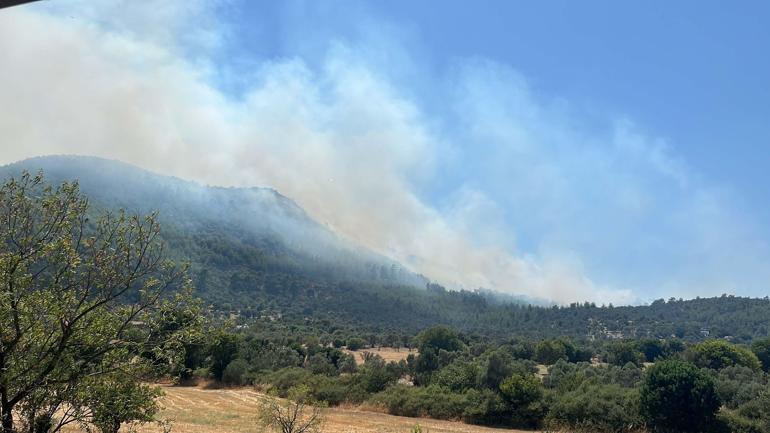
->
xmin=499 ymin=373 xmax=544 ymax=428
xmin=415 ymin=326 xmax=463 ymax=353
xmin=198 ymin=322 xmax=770 ymax=433
xmin=751 ymin=338 xmax=770 ymax=372
xmin=640 ymin=360 xmax=721 ymax=432
xmin=606 ymin=341 xmax=644 ymax=366
xmin=210 ymin=331 xmax=239 ymax=381
xmin=546 ymin=383 xmax=641 ymax=433
xmin=689 ymin=340 xmax=761 ymax=371
xmin=535 ymin=340 xmax=568 ymax=365
xmin=0 ymin=173 xmax=195 ymax=433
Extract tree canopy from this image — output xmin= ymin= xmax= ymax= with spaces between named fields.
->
xmin=0 ymin=172 xmax=195 ymax=433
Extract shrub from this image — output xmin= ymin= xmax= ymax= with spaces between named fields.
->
xmin=346 ymin=337 xmax=366 ymax=351
xmin=543 ymin=360 xmax=589 ymax=391
xmin=192 ymin=367 xmax=210 ymax=380
xmin=371 ymin=385 xmax=467 ymax=420
xmin=433 ymin=360 xmax=480 ymax=391
xmin=546 ymin=383 xmax=641 ymax=433
xmin=477 ymin=349 xmax=514 ymax=389
xmin=222 ymin=359 xmax=250 ymax=386
xmin=733 ymin=392 xmax=770 ymax=433
xmin=499 ymin=373 xmax=545 ymax=428
xmin=262 ymin=367 xmax=313 ymax=397
xmin=535 ymin=340 xmax=568 ymax=365
xmin=690 ymin=340 xmax=761 ymax=371
xmin=306 ymin=375 xmax=349 ymax=406
xmin=306 ymin=353 xmax=337 ymax=376
xmin=639 ymin=360 xmax=721 ymax=433
xmin=336 ymin=353 xmax=357 ymax=374
xmin=499 ymin=373 xmax=542 ymax=406
xmin=751 ymin=338 xmax=770 ymax=372
xmin=606 ymin=342 xmax=644 ymax=367
xmin=716 ymin=410 xmax=764 ymax=433
xmin=462 ymin=388 xmax=509 ymax=425
xmin=357 ymin=363 xmax=398 ymax=393
xmin=715 ymin=366 xmax=767 ymax=410
xmin=416 ymin=326 xmax=463 ymax=353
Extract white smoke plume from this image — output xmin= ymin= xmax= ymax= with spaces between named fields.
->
xmin=2 ymin=1 xmax=768 ymax=304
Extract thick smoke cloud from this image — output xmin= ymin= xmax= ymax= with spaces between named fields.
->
xmin=1 ymin=1 xmax=768 ymax=304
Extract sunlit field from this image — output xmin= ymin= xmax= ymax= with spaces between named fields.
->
xmin=65 ymin=385 xmax=533 ymax=433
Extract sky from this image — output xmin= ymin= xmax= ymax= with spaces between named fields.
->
xmin=1 ymin=0 xmax=769 ymax=304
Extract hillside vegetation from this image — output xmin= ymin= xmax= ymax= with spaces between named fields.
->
xmin=2 ymin=156 xmax=770 ymax=343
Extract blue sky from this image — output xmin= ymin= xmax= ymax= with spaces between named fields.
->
xmin=2 ymin=0 xmax=770 ymax=303
xmin=221 ymin=0 xmax=770 ymax=205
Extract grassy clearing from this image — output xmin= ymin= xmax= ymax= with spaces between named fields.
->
xmin=344 ymin=347 xmax=417 ymax=365
xmin=65 ymin=384 xmax=534 ymax=433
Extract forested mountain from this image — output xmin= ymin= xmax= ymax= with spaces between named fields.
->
xmin=1 ymin=155 xmax=426 ymax=289
xmin=3 ymin=155 xmax=769 ymax=342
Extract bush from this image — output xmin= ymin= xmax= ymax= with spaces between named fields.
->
xmin=716 ymin=410 xmax=765 ymax=433
xmin=346 ymin=337 xmax=366 ymax=351
xmin=477 ymin=349 xmax=514 ymax=389
xmin=462 ymin=388 xmax=509 ymax=425
xmin=751 ymin=338 xmax=770 ymax=372
xmin=357 ymin=363 xmax=398 ymax=393
xmin=715 ymin=366 xmax=767 ymax=410
xmin=337 ymin=353 xmax=357 ymax=374
xmin=432 ymin=360 xmax=480 ymax=391
xmin=637 ymin=339 xmax=669 ymax=362
xmin=546 ymin=383 xmax=641 ymax=433
xmin=733 ymin=392 xmax=770 ymax=433
xmin=499 ymin=373 xmax=545 ymax=428
xmin=606 ymin=342 xmax=644 ymax=367
xmin=544 ymin=361 xmax=643 ymax=393
xmin=535 ymin=340 xmax=568 ymax=365
xmin=371 ymin=385 xmax=467 ymax=420
xmin=500 ymin=373 xmax=542 ymax=404
xmin=261 ymin=367 xmax=313 ymax=397
xmin=306 ymin=375 xmax=349 ymax=406
xmin=192 ymin=367 xmax=210 ymax=380
xmin=640 ymin=360 xmax=721 ymax=433
xmin=416 ymin=326 xmax=463 ymax=353
xmin=222 ymin=359 xmax=250 ymax=386
xmin=690 ymin=340 xmax=761 ymax=371
xmin=543 ymin=360 xmax=586 ymax=391
xmin=306 ymin=353 xmax=337 ymax=376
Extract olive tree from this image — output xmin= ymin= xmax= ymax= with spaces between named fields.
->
xmin=0 ymin=172 xmax=191 ymax=432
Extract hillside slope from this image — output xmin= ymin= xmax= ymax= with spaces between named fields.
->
xmin=2 ymin=155 xmax=770 ymax=341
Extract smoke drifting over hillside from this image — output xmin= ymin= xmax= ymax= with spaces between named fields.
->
xmin=2 ymin=1 xmax=769 ymax=304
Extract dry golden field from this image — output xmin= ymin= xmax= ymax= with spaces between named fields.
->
xmin=70 ymin=384 xmax=534 ymax=433
xmin=344 ymin=347 xmax=417 ymax=365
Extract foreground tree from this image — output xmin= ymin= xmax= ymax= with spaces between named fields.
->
xmin=259 ymin=385 xmax=324 ymax=433
xmin=640 ymin=360 xmax=720 ymax=432
xmin=83 ymin=374 xmax=162 ymax=433
xmin=0 ymin=172 xmax=191 ymax=432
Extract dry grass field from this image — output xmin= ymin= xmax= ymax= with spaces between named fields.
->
xmin=344 ymin=347 xmax=417 ymax=365
xmin=69 ymin=384 xmax=534 ymax=433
